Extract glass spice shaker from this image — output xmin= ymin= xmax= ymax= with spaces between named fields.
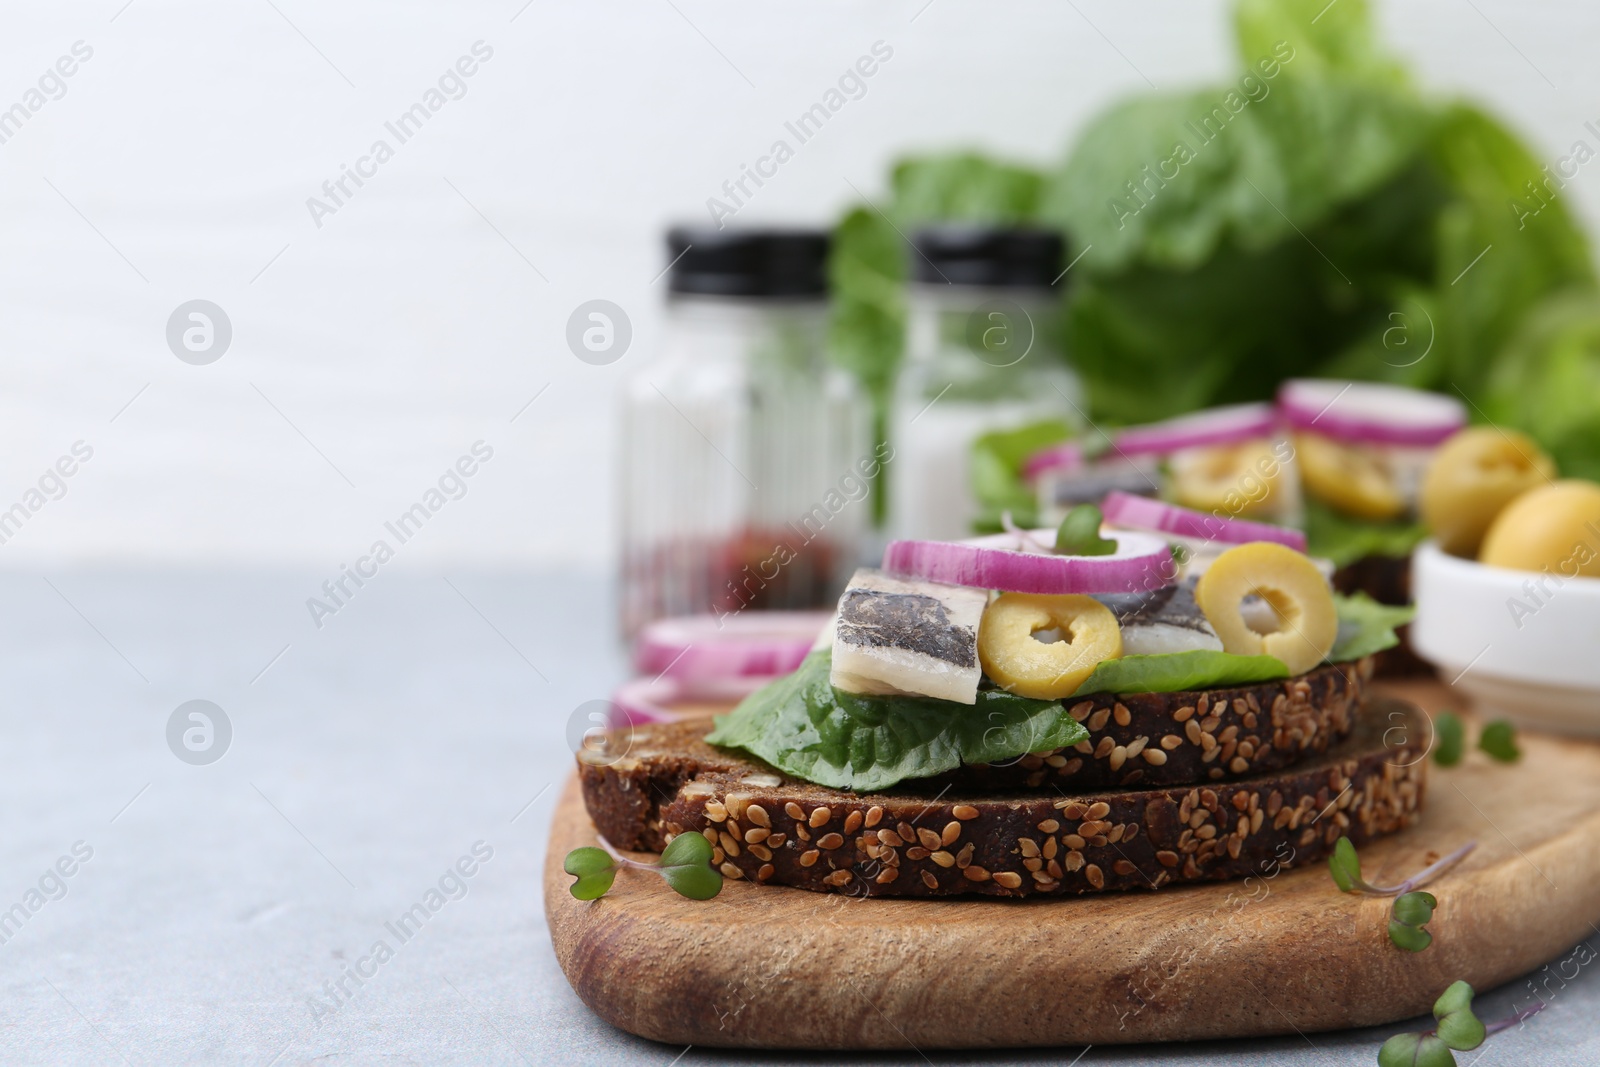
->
xmin=619 ymin=228 xmax=870 ymax=636
xmin=889 ymin=225 xmax=1085 ymax=541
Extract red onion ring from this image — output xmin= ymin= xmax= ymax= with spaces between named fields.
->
xmin=1100 ymin=490 xmax=1307 ymax=551
xmin=1277 ymin=379 xmax=1465 ymax=447
xmin=883 ymin=529 xmax=1176 ymax=595
xmin=632 ymin=611 xmax=829 ymax=680
xmin=607 ymin=675 xmax=770 ymax=729
xmin=1114 ymin=403 xmax=1279 ymax=458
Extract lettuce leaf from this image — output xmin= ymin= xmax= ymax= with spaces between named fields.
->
xmin=1073 ymin=650 xmax=1289 ymax=696
xmin=1330 ymin=591 xmax=1415 ymax=661
xmin=708 ymin=593 xmax=1412 ymax=787
xmin=705 ymin=651 xmax=1087 ymax=792
xmin=827 ymin=0 xmax=1598 ymax=485
xmin=1303 ymin=497 xmax=1429 ymax=568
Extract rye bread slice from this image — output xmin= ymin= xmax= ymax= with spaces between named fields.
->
xmin=926 ymin=658 xmax=1371 ymax=794
xmin=577 ymin=698 xmax=1425 ymax=898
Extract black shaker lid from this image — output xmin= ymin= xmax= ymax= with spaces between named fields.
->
xmin=665 ymin=227 xmax=830 ymax=297
xmin=910 ymin=225 xmax=1066 ymax=288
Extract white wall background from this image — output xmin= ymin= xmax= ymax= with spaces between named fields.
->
xmin=2 ymin=0 xmax=1596 ymax=567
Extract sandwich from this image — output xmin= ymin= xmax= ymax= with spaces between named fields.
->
xmin=577 ymin=508 xmax=1422 ymax=898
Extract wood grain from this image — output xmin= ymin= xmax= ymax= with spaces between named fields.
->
xmin=545 ymin=683 xmax=1600 ymax=1049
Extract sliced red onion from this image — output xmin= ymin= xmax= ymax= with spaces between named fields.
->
xmin=1022 ymin=441 xmax=1083 ymax=482
xmin=1101 ymin=490 xmax=1308 ymax=551
xmin=883 ymin=529 xmax=1175 ymax=595
xmin=1277 ymin=380 xmax=1465 ymax=447
xmin=1114 ymin=403 xmax=1278 ymax=458
xmin=608 ymin=675 xmax=770 ymax=728
xmin=632 ymin=611 xmax=829 ymax=680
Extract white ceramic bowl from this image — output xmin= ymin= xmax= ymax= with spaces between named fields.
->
xmin=1411 ymin=540 xmax=1600 ymax=735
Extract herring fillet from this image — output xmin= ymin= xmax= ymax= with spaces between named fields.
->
xmin=829 ymin=569 xmax=985 ymax=705
xmin=1094 ymin=581 xmax=1223 ymax=656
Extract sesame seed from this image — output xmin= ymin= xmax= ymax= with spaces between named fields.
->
xmin=921 ymin=870 xmax=939 ymax=890
xmin=876 ymin=867 xmax=899 ymax=884
xmin=1142 ymin=748 xmax=1168 ymax=766
xmin=704 ymin=801 xmax=728 ymax=823
xmin=993 ymin=871 xmax=1023 ymax=889
xmin=758 ymin=863 xmax=775 ymax=881
xmin=952 ymin=804 xmax=980 ymax=821
xmin=963 ymin=866 xmax=991 ymax=882
xmin=1064 ymin=834 xmax=1086 ymax=850
xmin=865 ymin=806 xmax=884 ymax=828
xmin=1088 ymin=707 xmax=1111 ymax=732
xmin=1230 ymin=757 xmax=1250 ymax=774
xmin=748 ymin=843 xmax=772 ymax=862
xmin=1087 ymin=802 xmax=1110 ymax=820
xmin=701 ymin=827 xmax=718 ymax=845
xmin=1113 ymin=704 xmax=1131 ymax=727
xmin=1085 ymin=864 xmax=1104 ymax=889
xmin=930 ymin=850 xmax=956 ymax=867
xmin=744 ymin=827 xmax=769 ymax=844
xmin=809 ymin=806 xmax=832 ymax=828
xmin=1037 ymin=819 xmax=1060 ymax=833
xmin=906 ymin=846 xmax=930 ymax=861
xmin=817 ymin=833 xmax=844 ymax=850
xmin=785 ymin=802 xmax=805 ymax=820
xmin=843 ymin=810 xmax=863 ymax=833
xmin=1019 ymin=839 xmax=1040 ymax=858
xmin=720 ymin=862 xmax=743 ymax=879
xmin=800 ymin=850 xmax=820 ymax=867
xmin=745 ymin=804 xmax=770 ymax=829
xmin=917 ymin=828 xmax=942 ymax=851
xmin=1161 ymin=734 xmax=1183 ymax=750
xmin=1156 ymin=850 xmax=1179 ymax=867
xmin=941 ymin=821 xmax=961 ymax=846
xmin=765 ymin=833 xmax=786 ymax=848
xmin=877 ymin=828 xmax=905 ymax=848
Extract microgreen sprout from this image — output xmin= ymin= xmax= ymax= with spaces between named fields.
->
xmin=1387 ymin=891 xmax=1437 ymax=953
xmin=1055 ymin=504 xmax=1117 ymax=556
xmin=1431 ymin=712 xmax=1464 ymax=767
xmin=1377 ymin=980 xmax=1546 ymax=1066
xmin=564 ymin=833 xmax=723 ymax=902
xmin=1478 ymin=719 xmax=1520 ymax=762
xmin=1329 ymin=837 xmax=1476 ymax=896
xmin=1329 ymin=837 xmax=1476 ymax=951
xmin=1430 ymin=712 xmax=1519 ymax=767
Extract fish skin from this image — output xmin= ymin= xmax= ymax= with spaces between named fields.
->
xmin=830 ymin=569 xmax=985 ymax=704
xmin=1095 ymin=580 xmax=1222 ymax=654
xmin=836 ymin=588 xmax=977 ymax=668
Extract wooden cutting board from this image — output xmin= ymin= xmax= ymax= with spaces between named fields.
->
xmin=544 ymin=681 xmax=1600 ymax=1049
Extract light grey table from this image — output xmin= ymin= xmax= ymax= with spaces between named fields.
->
xmin=0 ymin=568 xmax=1588 ymax=1065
